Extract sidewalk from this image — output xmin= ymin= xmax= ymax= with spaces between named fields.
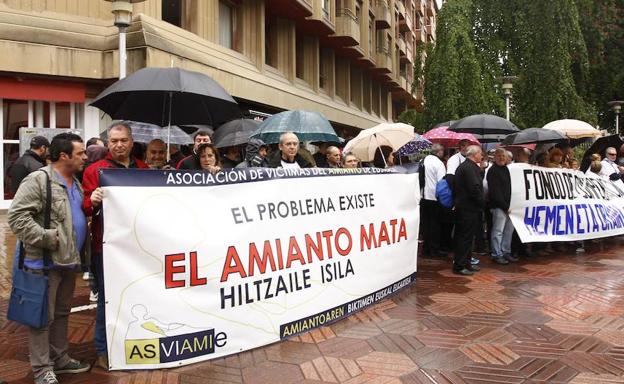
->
xmin=2 ymin=214 xmax=624 ymax=383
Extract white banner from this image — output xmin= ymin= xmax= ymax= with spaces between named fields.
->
xmin=101 ymin=167 xmax=420 ymax=370
xmin=509 ymin=163 xmax=624 ymax=242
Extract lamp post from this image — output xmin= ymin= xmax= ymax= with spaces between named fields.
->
xmin=105 ymin=0 xmax=146 ymax=79
xmin=608 ymin=101 xmax=623 ymax=135
xmin=498 ymin=76 xmax=518 ymax=121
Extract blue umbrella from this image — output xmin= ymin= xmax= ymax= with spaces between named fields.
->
xmin=250 ymin=110 xmax=340 ymax=144
xmin=396 ymin=134 xmax=432 ymax=157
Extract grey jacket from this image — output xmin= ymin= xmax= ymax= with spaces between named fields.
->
xmin=8 ymin=165 xmax=90 ymax=267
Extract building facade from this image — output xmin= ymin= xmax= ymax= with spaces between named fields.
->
xmin=0 ymin=0 xmax=437 ymax=208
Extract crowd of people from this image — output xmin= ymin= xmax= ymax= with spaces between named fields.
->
xmin=5 ymin=121 xmax=624 ymax=384
xmin=421 ymin=139 xmax=624 ymax=276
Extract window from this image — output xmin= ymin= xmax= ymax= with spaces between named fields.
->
xmin=265 ymin=20 xmax=278 ymax=67
xmin=322 ymin=0 xmax=330 ymax=18
xmin=350 ymin=67 xmax=362 ymax=108
xmin=162 ymin=0 xmax=182 ymax=27
xmin=219 ymin=1 xmax=234 ymax=49
xmin=319 ymin=47 xmax=330 ymax=90
xmin=369 ymin=18 xmax=374 ymax=53
xmin=296 ymin=32 xmax=305 ymax=80
xmin=355 ymin=0 xmax=362 ymax=21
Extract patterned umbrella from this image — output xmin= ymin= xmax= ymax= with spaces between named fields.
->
xmin=396 ymin=134 xmax=432 ymax=157
xmin=100 ymin=121 xmax=193 ymax=145
xmin=423 ymin=126 xmax=479 ymax=148
xmin=250 ymin=110 xmax=340 ymax=144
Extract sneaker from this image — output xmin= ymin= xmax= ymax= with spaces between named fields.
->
xmin=35 ymin=371 xmax=58 ymax=384
xmin=492 ymin=256 xmax=510 ymax=265
xmin=82 ymin=272 xmax=93 ymax=281
xmin=89 ymin=291 xmax=98 ymax=303
xmin=453 ymin=268 xmax=474 ymax=276
xmin=54 ymin=358 xmax=90 ymax=374
xmin=468 ymin=265 xmax=481 ymax=272
xmin=575 ymin=247 xmax=585 ymax=253
xmin=470 ymin=257 xmax=480 ymax=265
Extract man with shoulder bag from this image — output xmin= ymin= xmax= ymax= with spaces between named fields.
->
xmin=8 ymin=133 xmax=91 ymax=384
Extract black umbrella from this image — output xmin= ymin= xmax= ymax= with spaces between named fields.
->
xmin=449 ymin=114 xmax=520 ymax=136
xmin=502 ymin=128 xmax=567 ymax=146
xmin=580 ymin=134 xmax=624 ymax=172
xmin=90 ymin=67 xmax=241 ymax=127
xmin=212 ymin=119 xmax=260 ymax=148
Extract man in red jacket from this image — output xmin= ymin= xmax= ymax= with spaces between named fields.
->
xmin=82 ymin=122 xmax=148 ymax=370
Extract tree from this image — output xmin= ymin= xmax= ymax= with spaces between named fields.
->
xmin=398 ymin=109 xmax=426 ymax=133
xmin=576 ymin=0 xmax=624 ymax=131
xmin=422 ymin=0 xmax=494 ymax=128
xmin=423 ymin=0 xmax=598 ymax=129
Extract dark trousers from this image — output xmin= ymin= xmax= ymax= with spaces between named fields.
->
xmin=92 ymin=251 xmax=107 ymax=357
xmin=454 ymin=209 xmax=480 ymax=270
xmin=421 ymin=199 xmax=442 ymax=255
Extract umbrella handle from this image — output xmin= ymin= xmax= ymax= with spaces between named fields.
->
xmin=373 ymin=133 xmax=388 ymax=167
xmin=167 ymin=91 xmax=173 ymax=162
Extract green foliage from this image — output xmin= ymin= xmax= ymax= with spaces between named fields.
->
xmin=398 ymin=109 xmax=426 ymax=134
xmin=422 ymin=0 xmax=613 ymax=129
xmin=423 ymin=0 xmax=493 ymax=128
xmin=576 ymin=0 xmax=624 ymax=131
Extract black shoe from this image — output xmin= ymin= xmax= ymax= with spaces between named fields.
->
xmin=504 ymin=254 xmax=519 ymax=263
xmin=492 ymin=257 xmax=509 ymax=265
xmin=453 ymin=268 xmax=474 ymax=276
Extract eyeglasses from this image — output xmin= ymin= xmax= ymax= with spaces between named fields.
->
xmin=608 ymin=153 xmax=617 ymax=156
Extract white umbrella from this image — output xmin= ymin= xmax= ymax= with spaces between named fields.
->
xmin=344 ymin=123 xmax=415 ymax=162
xmin=542 ymin=119 xmax=602 ymax=139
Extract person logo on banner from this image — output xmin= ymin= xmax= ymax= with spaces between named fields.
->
xmin=8 ymin=133 xmax=91 ymax=384
xmin=82 ymin=122 xmax=149 ymax=371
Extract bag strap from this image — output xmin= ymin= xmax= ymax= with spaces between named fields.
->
xmin=17 ymin=170 xmax=52 ymax=273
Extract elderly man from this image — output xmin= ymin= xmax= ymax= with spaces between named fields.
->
xmin=8 ymin=133 xmax=90 ymax=384
xmin=326 ymin=146 xmax=342 ymax=168
xmin=82 ymin=122 xmax=148 ymax=370
xmin=601 ymin=147 xmax=621 ymax=181
xmin=446 ymin=139 xmax=472 ymax=177
xmin=453 ymin=145 xmax=485 ymax=276
xmin=177 ymin=130 xmax=212 ymax=169
xmin=422 ymin=143 xmax=446 ymax=257
xmin=487 ymin=148 xmax=515 ymax=265
xmin=268 ymin=132 xmax=313 ymax=168
xmin=9 ymin=136 xmax=50 ymax=196
xmin=145 ymin=139 xmax=168 ymax=169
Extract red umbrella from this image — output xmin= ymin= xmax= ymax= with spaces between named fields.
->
xmin=423 ymin=126 xmax=480 ymax=148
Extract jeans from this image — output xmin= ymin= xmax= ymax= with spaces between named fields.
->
xmin=490 ymin=208 xmax=514 ymax=258
xmin=93 ymin=251 xmax=107 ymax=357
xmin=29 ymin=269 xmax=76 ymax=377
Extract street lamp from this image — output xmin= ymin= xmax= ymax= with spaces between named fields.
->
xmin=497 ymin=76 xmax=518 ymax=121
xmin=105 ymin=0 xmax=146 ymax=79
xmin=608 ymin=100 xmax=623 ymax=135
